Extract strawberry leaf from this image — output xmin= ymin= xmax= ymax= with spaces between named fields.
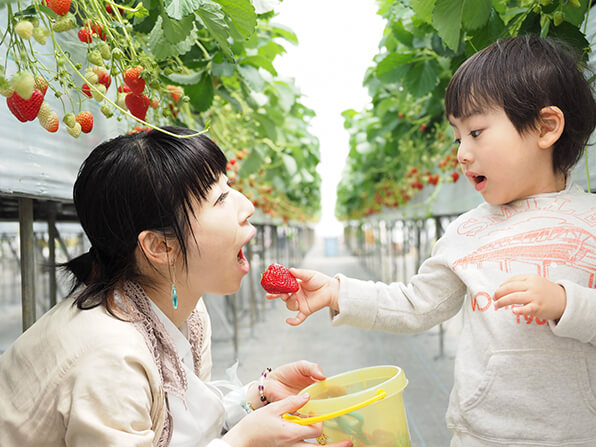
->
xmin=196 ymin=0 xmax=234 ymax=58
xmin=213 ymin=0 xmax=256 ymax=39
xmin=432 ymin=0 xmax=464 ymax=51
xmin=164 ymin=0 xmax=202 ymax=20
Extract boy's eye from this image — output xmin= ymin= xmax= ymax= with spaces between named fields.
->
xmin=454 ymin=138 xmax=461 ymax=145
xmin=470 ymin=129 xmax=482 ymax=138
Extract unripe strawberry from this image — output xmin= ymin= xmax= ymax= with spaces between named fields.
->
xmin=91 ymin=83 xmax=107 ymax=101
xmin=99 ymin=43 xmax=111 ymax=60
xmin=32 ymin=26 xmax=49 ymax=45
xmin=11 ymin=72 xmax=34 ymax=100
xmin=63 ymin=112 xmax=76 ymax=128
xmin=52 ymin=14 xmax=75 ymax=32
xmin=88 ymin=50 xmax=104 ymax=66
xmin=66 ymin=121 xmax=82 ymax=138
xmin=553 ymin=11 xmax=564 ymax=27
xmin=34 ymin=75 xmax=49 ymax=96
xmin=84 ymin=71 xmax=99 ymax=85
xmin=37 ymin=102 xmax=59 ymax=132
xmin=100 ymin=103 xmax=113 ymax=118
xmin=15 ymin=21 xmax=34 ymax=40
xmin=116 ymin=92 xmax=127 ymax=109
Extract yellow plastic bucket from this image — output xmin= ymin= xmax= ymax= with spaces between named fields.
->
xmin=284 ymin=365 xmax=411 ymax=446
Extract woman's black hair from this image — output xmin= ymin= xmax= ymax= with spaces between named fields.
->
xmin=445 ymin=34 xmax=596 ymax=175
xmin=63 ymin=126 xmax=227 ymax=312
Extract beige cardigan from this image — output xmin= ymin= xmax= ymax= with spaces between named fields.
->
xmin=0 ymin=297 xmax=169 ymax=446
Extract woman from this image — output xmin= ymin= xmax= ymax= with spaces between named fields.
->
xmin=0 ymin=127 xmax=351 ymax=447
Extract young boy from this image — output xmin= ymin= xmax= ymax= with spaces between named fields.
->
xmin=269 ymin=35 xmax=596 ymax=446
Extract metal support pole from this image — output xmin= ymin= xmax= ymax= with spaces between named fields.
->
xmin=434 ymin=216 xmax=445 ymax=360
xmin=19 ymin=197 xmax=36 ymax=331
xmin=245 ymin=241 xmax=257 ymax=334
xmin=48 ymin=205 xmax=57 ymax=307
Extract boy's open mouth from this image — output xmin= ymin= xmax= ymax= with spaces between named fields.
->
xmin=472 ymin=174 xmax=487 ymax=191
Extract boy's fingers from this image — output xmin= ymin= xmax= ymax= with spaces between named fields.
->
xmin=494 ymin=292 xmax=530 ymax=309
xmin=286 ymin=311 xmax=307 ymax=326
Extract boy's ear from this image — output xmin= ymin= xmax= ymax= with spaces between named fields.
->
xmin=137 ymin=230 xmax=179 ymax=266
xmin=537 ymin=106 xmax=565 ymax=149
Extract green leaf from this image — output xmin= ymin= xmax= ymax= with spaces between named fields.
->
xmin=405 ymin=59 xmax=440 ymax=98
xmin=376 ymin=53 xmax=415 ymax=83
xmin=211 ymin=61 xmax=235 ymax=76
xmin=272 ymin=81 xmax=295 ymax=112
xmin=410 ymin=0 xmax=436 ymax=23
xmin=548 ymin=21 xmax=590 ymax=58
xmin=164 ymin=0 xmax=202 ymax=20
xmin=258 ymin=41 xmax=286 ymax=60
xmin=432 ymin=0 xmax=464 ymax=51
xmin=161 ymin=13 xmax=195 ymax=43
xmin=391 ymin=20 xmax=414 ymax=46
xmin=186 ymin=73 xmax=214 ymax=112
xmin=269 ymin=23 xmax=298 ymax=44
xmin=281 ymin=153 xmax=297 ymax=177
xmin=239 ymin=145 xmax=264 ymax=176
xmin=462 ymin=0 xmax=490 ymax=31
xmin=562 ymin=0 xmax=589 ymax=27
xmin=149 ymin=16 xmax=198 ymax=60
xmin=468 ymin=9 xmax=505 ymax=52
xmin=213 ymin=0 xmax=256 ymax=39
xmin=196 ymin=0 xmax=233 ymax=58
xmin=215 ymin=85 xmax=243 ymax=112
xmin=237 ymin=64 xmax=265 ymax=91
xmin=241 ymin=55 xmax=277 ymax=76
xmin=165 ymin=70 xmax=204 ymax=85
xmin=255 ymin=114 xmax=277 ymax=140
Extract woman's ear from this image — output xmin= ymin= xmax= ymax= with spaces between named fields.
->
xmin=137 ymin=231 xmax=178 ymax=265
xmin=537 ymin=106 xmax=565 ymax=149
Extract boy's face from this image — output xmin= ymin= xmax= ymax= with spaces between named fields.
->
xmin=449 ymin=108 xmax=561 ymax=205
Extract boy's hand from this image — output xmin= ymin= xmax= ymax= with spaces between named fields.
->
xmin=493 ymin=274 xmax=566 ymax=321
xmin=265 ymin=268 xmax=340 ymax=326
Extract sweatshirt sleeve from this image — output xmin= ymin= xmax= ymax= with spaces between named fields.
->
xmin=332 ymin=250 xmax=466 ymax=333
xmin=550 ymin=280 xmax=596 ymax=346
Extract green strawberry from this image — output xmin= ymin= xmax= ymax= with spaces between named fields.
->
xmin=100 ymin=103 xmax=113 ymax=118
xmin=52 ymin=14 xmax=75 ymax=32
xmin=99 ymin=43 xmax=112 ymax=60
xmin=63 ymin=112 xmax=76 ymax=128
xmin=15 ymin=21 xmax=33 ymax=40
xmin=88 ymin=50 xmax=104 ymax=66
xmin=33 ymin=27 xmax=50 ymax=45
xmin=11 ymin=72 xmax=34 ymax=100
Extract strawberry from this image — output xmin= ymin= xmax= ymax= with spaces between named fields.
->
xmin=63 ymin=112 xmax=76 ymax=128
xmin=420 ymin=124 xmax=427 ymax=132
xmin=78 ymin=27 xmax=93 ymax=43
xmin=123 ymin=66 xmax=145 ymax=94
xmin=166 ymin=85 xmax=183 ymax=102
xmin=150 ymin=97 xmax=159 ymax=108
xmin=117 ymin=84 xmax=131 ymax=94
xmin=125 ymin=92 xmax=150 ymax=120
xmin=11 ymin=71 xmax=34 ymax=100
xmin=66 ymin=121 xmax=81 ymax=138
xmin=260 ymin=263 xmax=299 ymax=294
xmin=15 ymin=21 xmax=34 ymax=40
xmin=38 ymin=102 xmax=59 ymax=132
xmin=100 ymin=103 xmax=113 ymax=118
xmin=52 ymin=14 xmax=75 ymax=32
xmin=99 ymin=42 xmax=111 ymax=60
xmin=75 ymin=111 xmax=93 ymax=133
xmin=33 ymin=26 xmax=50 ymax=45
xmin=34 ymin=75 xmax=49 ymax=96
xmin=91 ymin=83 xmax=107 ymax=101
xmin=95 ymin=69 xmax=111 ymax=89
xmin=451 ymin=171 xmax=460 ymax=182
xmin=6 ymin=89 xmax=44 ymax=122
xmin=81 ymin=83 xmax=92 ymax=97
xmin=45 ymin=0 xmax=71 ymax=16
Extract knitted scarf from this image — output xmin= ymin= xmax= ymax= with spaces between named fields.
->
xmin=116 ymin=281 xmax=205 ymax=446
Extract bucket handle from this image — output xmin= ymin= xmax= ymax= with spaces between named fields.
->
xmin=282 ymin=389 xmax=387 ymax=425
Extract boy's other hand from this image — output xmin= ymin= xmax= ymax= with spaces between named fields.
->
xmin=266 ymin=268 xmax=340 ymax=326
xmin=493 ymin=274 xmax=566 ymax=321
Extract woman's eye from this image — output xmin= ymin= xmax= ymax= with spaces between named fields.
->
xmin=216 ymin=192 xmax=229 ymax=205
xmin=227 ymin=179 xmax=235 ymax=186
xmin=470 ymin=129 xmax=482 ymax=138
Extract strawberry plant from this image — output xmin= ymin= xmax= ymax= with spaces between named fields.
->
xmin=336 ymin=0 xmax=593 ymax=221
xmin=1 ymin=0 xmax=321 ymax=224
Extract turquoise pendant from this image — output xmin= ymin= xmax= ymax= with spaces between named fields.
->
xmin=171 ymin=285 xmax=178 ymax=309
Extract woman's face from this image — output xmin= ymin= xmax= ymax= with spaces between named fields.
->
xmin=180 ymin=174 xmax=256 ymax=297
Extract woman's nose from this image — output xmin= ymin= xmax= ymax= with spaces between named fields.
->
xmin=239 ymin=191 xmax=255 ymax=221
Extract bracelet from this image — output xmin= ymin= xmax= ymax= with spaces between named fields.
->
xmin=258 ymin=367 xmax=272 ymax=405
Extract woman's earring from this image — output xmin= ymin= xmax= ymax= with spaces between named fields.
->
xmin=171 ymin=261 xmax=178 ymax=309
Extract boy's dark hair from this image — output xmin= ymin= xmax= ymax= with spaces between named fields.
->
xmin=445 ymin=34 xmax=596 ymax=175
xmin=63 ymin=126 xmax=227 ymax=313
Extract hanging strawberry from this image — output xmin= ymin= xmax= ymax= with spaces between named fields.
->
xmin=75 ymin=111 xmax=93 ymax=133
xmin=6 ymin=90 xmax=44 ymax=122
xmin=125 ymin=93 xmax=150 ymax=120
xmin=123 ymin=66 xmax=145 ymax=94
xmin=44 ymin=0 xmax=71 ymax=16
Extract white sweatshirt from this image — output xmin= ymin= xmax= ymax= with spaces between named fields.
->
xmin=333 ymin=183 xmax=596 ymax=446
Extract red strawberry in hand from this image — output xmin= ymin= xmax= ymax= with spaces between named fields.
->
xmin=260 ymin=263 xmax=299 ymax=294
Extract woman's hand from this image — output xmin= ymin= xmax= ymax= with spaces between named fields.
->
xmin=265 ymin=361 xmax=326 ymax=402
xmin=493 ymin=274 xmax=567 ymax=321
xmin=223 ymin=393 xmax=353 ymax=447
xmin=266 ymin=268 xmax=340 ymax=326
